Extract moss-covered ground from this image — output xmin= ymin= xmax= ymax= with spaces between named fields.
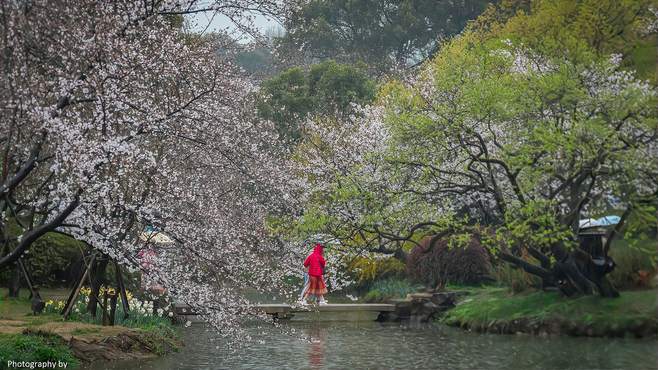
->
xmin=441 ymin=286 xmax=658 ymax=338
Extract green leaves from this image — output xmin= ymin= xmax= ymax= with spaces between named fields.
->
xmin=257 ymin=60 xmax=375 ymax=143
xmin=282 ymin=1 xmax=658 ymax=288
xmin=504 ymin=200 xmax=577 ymax=251
xmin=257 ymin=67 xmax=313 ymax=141
xmin=278 ymin=0 xmax=491 ymax=71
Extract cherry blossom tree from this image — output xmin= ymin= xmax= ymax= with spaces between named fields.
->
xmin=0 ymin=0 xmax=304 ymax=336
xmin=292 ymin=34 xmax=658 ymax=297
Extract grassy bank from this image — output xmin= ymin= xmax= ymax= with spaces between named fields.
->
xmin=0 ymin=331 xmax=79 ymax=369
xmin=441 ymin=287 xmax=658 ymax=338
xmin=0 ymin=289 xmax=180 ymax=367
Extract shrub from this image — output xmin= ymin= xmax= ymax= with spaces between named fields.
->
xmin=44 ymin=286 xmax=177 ymax=331
xmin=492 ymin=261 xmax=541 ymax=294
xmin=608 ymin=239 xmax=657 ymax=289
xmin=363 ymin=278 xmax=420 ymax=303
xmin=347 ymin=256 xmax=406 ymax=287
xmin=407 ymin=234 xmax=493 ymax=289
xmin=24 ymin=233 xmax=85 ymax=286
xmin=0 ymin=231 xmax=84 ymax=288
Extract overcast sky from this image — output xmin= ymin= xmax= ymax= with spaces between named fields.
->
xmin=187 ymin=10 xmax=283 ymax=41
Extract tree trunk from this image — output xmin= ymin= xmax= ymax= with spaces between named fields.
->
xmin=109 ymin=293 xmax=118 ymax=326
xmin=8 ymin=263 xmax=21 ymax=298
xmin=101 ymin=290 xmax=110 ymax=326
xmin=87 ymin=257 xmax=109 ymax=317
xmin=504 ymin=242 xmax=619 ymax=298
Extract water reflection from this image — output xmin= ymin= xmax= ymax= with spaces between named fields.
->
xmin=308 ymin=324 xmax=325 ymax=370
xmin=83 ymin=321 xmax=658 ymax=370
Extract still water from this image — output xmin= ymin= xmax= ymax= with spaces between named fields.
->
xmin=84 ymin=321 xmax=657 ymax=370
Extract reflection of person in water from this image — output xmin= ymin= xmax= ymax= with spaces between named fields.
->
xmin=308 ymin=324 xmax=326 ymax=370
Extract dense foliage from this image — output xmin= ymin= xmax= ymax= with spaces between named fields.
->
xmin=278 ymin=0 xmax=492 ymax=72
xmin=407 ymin=235 xmax=493 ymax=288
xmin=476 ymin=0 xmax=658 ymax=65
xmin=0 ymin=0 xmax=302 ymax=337
xmin=363 ymin=278 xmax=419 ymax=303
xmin=0 ymin=217 xmax=84 ymax=287
xmin=17 ymin=233 xmax=84 ymax=287
xmin=288 ymin=0 xmax=658 ymax=297
xmin=1 ymin=0 xmax=656 ymax=347
xmin=347 ymin=256 xmax=406 ymax=288
xmin=257 ymin=60 xmax=375 ymax=142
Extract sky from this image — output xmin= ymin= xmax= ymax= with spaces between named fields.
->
xmin=187 ymin=9 xmax=284 ymax=41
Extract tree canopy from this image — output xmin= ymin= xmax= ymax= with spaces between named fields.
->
xmin=0 ymin=0 xmax=299 ymax=335
xmin=1 ymin=0 xmax=657 ymax=346
xmin=277 ymin=0 xmax=493 ymax=73
xmin=257 ymin=60 xmax=376 ymax=142
xmin=287 ymin=0 xmax=658 ymax=297
xmin=472 ymin=0 xmax=658 ymax=81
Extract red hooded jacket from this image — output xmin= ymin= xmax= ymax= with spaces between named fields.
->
xmin=304 ymin=244 xmax=326 ymax=277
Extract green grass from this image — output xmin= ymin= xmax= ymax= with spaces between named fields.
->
xmin=0 ymin=295 xmax=35 ymax=318
xmin=0 ymin=295 xmax=180 ymax=359
xmin=0 ymin=332 xmax=79 ymax=369
xmin=363 ymin=278 xmax=422 ymax=302
xmin=70 ymin=327 xmax=101 ymax=335
xmin=65 ymin=308 xmax=176 ymax=331
xmin=0 ymin=295 xmax=63 ymax=328
xmin=137 ymin=325 xmax=180 ymax=356
xmin=442 ymin=287 xmax=658 ymax=336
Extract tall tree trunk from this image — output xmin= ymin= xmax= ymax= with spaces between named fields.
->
xmin=87 ymin=256 xmax=109 ymax=317
xmin=504 ymin=242 xmax=619 ymax=298
xmin=7 ymin=262 xmax=21 ymax=298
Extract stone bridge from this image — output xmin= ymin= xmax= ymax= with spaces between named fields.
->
xmin=174 ymin=292 xmax=461 ymax=322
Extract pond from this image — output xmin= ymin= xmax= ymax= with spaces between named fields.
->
xmin=84 ymin=320 xmax=658 ymax=370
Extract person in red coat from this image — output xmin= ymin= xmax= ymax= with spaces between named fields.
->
xmin=303 ymin=243 xmax=328 ymax=304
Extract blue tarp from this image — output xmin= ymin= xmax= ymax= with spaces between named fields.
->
xmin=579 ymin=215 xmax=621 ymax=229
